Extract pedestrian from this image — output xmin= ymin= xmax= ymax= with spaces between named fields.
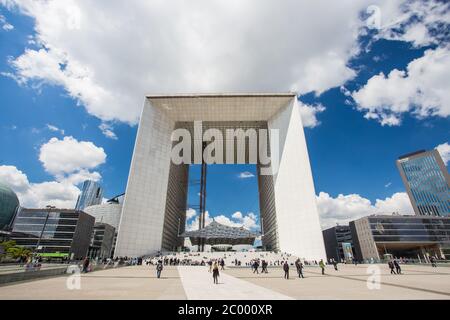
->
xmin=156 ymin=260 xmax=163 ymax=278
xmin=332 ymin=259 xmax=338 ymax=271
xmin=388 ymin=260 xmax=396 ymax=274
xmin=220 ymin=259 xmax=225 ymax=270
xmin=253 ymin=260 xmax=259 ymax=274
xmin=393 ymin=259 xmax=402 ymax=274
xmin=212 ymin=261 xmax=220 ymax=284
xmin=82 ymin=257 xmax=90 ymax=273
xmin=261 ymin=260 xmax=268 ymax=273
xmin=283 ymin=261 xmax=289 ymax=279
xmin=319 ymin=259 xmax=325 ymax=275
xmin=352 ymin=257 xmax=358 ymax=266
xmin=295 ymin=259 xmax=304 ymax=278
xmin=430 ymin=256 xmax=437 ymax=268
xmin=208 ymin=260 xmax=212 ymax=272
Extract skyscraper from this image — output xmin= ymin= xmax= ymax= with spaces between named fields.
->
xmin=75 ymin=180 xmax=103 ymax=211
xmin=396 ymin=149 xmax=450 ymax=216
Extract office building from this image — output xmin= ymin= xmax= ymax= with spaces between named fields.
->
xmin=349 ymin=214 xmax=450 ymax=262
xmin=11 ymin=208 xmax=95 ymax=260
xmin=396 ymin=149 xmax=450 ymax=216
xmin=322 ymin=225 xmax=354 ymax=262
xmin=84 ymin=194 xmax=123 ymax=256
xmin=88 ymin=222 xmax=115 ymax=259
xmin=75 ymin=180 xmax=103 ymax=211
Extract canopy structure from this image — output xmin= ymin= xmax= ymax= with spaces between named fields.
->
xmin=180 ymin=220 xmax=260 ymax=246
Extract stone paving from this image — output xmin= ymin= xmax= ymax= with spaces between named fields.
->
xmin=223 ymin=264 xmax=450 ymax=300
xmin=0 ymin=264 xmax=449 ymax=300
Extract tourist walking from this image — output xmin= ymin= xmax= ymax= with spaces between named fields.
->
xmin=283 ymin=261 xmax=289 ymax=279
xmin=332 ymin=259 xmax=338 ymax=271
xmin=82 ymin=257 xmax=90 ymax=273
xmin=319 ymin=259 xmax=325 ymax=275
xmin=295 ymin=259 xmax=304 ymax=278
xmin=430 ymin=256 xmax=437 ymax=268
xmin=208 ymin=260 xmax=213 ymax=272
xmin=220 ymin=259 xmax=225 ymax=270
xmin=393 ymin=259 xmax=402 ymax=274
xmin=261 ymin=260 xmax=268 ymax=273
xmin=252 ymin=260 xmax=259 ymax=274
xmin=212 ymin=261 xmax=220 ymax=284
xmin=388 ymin=260 xmax=396 ymax=274
xmin=156 ymin=260 xmax=163 ymax=278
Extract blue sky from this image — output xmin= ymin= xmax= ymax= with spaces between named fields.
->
xmin=0 ymin=1 xmax=449 ymax=230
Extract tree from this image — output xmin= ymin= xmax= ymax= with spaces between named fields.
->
xmin=0 ymin=240 xmax=31 ymax=260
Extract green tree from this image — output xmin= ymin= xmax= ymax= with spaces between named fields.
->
xmin=0 ymin=240 xmax=31 ymax=260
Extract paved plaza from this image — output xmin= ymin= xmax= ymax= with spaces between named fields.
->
xmin=0 ymin=264 xmax=449 ymax=299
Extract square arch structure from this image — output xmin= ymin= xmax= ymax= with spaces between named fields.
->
xmin=115 ymin=93 xmax=326 ymax=260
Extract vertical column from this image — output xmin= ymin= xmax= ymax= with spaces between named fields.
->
xmin=115 ymin=99 xmax=175 ymax=257
xmin=267 ymin=97 xmax=326 ymax=260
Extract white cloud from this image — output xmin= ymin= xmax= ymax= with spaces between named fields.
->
xmin=317 ymin=191 xmax=414 ymax=229
xmin=299 ymin=102 xmax=325 ymax=128
xmin=186 ymin=211 xmax=212 ymax=231
xmin=374 ymin=192 xmax=415 ymax=214
xmin=352 ymin=47 xmax=450 ymax=125
xmin=384 ymin=182 xmax=392 ymax=188
xmin=1 ymin=0 xmax=382 ymax=125
xmin=0 ymin=134 xmax=105 ymax=208
xmin=231 ymin=211 xmax=242 ymax=219
xmin=186 ymin=210 xmax=259 ymax=231
xmin=46 ymin=123 xmax=65 ymax=135
xmin=238 ymin=171 xmax=254 ymax=179
xmin=186 ymin=208 xmax=197 ymax=220
xmin=436 ymin=142 xmax=450 ymax=165
xmin=374 ymin=0 xmax=450 ymax=47
xmin=0 ymin=165 xmax=80 ymax=208
xmin=0 ymin=13 xmax=13 ymax=31
xmin=215 ymin=211 xmax=259 ymax=230
xmin=98 ymin=122 xmax=117 ymax=140
xmin=39 ymin=136 xmax=106 ymax=178
xmin=60 ymin=169 xmax=101 ymax=185
xmin=2 ymin=1 xmax=448 ymax=129
xmin=0 ymin=165 xmax=30 ymax=193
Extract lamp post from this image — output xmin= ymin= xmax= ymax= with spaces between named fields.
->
xmin=34 ymin=205 xmax=55 ymax=258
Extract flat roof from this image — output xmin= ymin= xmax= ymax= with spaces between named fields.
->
xmin=145 ymin=92 xmax=297 ymax=122
xmin=146 ymin=92 xmax=297 ymax=99
xmin=398 ymin=149 xmax=427 ymax=160
xmin=366 ymin=214 xmax=450 ymax=220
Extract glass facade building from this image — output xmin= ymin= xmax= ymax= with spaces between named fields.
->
xmin=350 ymin=214 xmax=450 ymax=262
xmin=11 ymin=208 xmax=95 ymax=259
xmin=75 ymin=180 xmax=103 ymax=211
xmin=396 ymin=149 xmax=450 ymax=217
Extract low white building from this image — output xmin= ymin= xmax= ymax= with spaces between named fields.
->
xmin=84 ymin=198 xmax=123 ymax=229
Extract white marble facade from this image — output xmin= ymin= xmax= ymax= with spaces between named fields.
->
xmin=114 ymin=93 xmax=326 ymax=260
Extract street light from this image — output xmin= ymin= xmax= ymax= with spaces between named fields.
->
xmin=34 ymin=205 xmax=56 ymax=258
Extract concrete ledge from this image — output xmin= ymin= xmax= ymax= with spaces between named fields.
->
xmin=0 ymin=264 xmax=126 ymax=285
xmin=0 ymin=266 xmax=68 ymax=285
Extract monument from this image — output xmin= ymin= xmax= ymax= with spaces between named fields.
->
xmin=115 ymin=93 xmax=326 ymax=260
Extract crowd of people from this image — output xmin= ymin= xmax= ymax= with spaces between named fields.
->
xmin=73 ymin=250 xmax=442 ymax=282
